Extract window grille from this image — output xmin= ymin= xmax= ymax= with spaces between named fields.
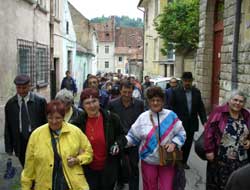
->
xmin=17 ymin=39 xmax=49 ymax=88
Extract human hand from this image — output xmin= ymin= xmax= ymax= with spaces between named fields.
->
xmin=163 ymin=143 xmax=176 ymax=152
xmin=110 ymin=142 xmax=119 ymax=155
xmin=206 ymin=152 xmax=214 ymax=161
xmin=67 ymin=156 xmax=79 ymax=167
xmin=243 ymin=140 xmax=250 ymax=149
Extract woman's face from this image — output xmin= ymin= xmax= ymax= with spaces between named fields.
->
xmin=48 ymin=112 xmax=64 ymax=131
xmin=228 ymin=95 xmax=245 ymax=113
xmin=148 ymin=97 xmax=164 ymax=113
xmin=82 ymin=97 xmax=100 ymax=117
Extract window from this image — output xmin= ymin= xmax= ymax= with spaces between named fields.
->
xmin=154 ymin=38 xmax=159 ymax=60
xmin=36 ymin=46 xmax=48 ymax=84
xmin=66 ymin=21 xmax=69 ymax=34
xmin=105 ymin=45 xmax=109 ymax=54
xmin=17 ymin=39 xmax=49 ymax=87
xmin=54 ymin=0 xmax=59 ymax=18
xmin=155 ymin=0 xmax=159 ymax=18
xmin=96 ymin=45 xmax=99 ymax=54
xmin=118 ymin=56 xmax=123 ymax=62
xmin=105 ymin=61 xmax=109 ymax=68
xmin=167 ymin=43 xmax=175 ymax=61
xmin=37 ymin=0 xmax=46 ymax=9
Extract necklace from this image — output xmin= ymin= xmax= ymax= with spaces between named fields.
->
xmin=87 ymin=114 xmax=100 ymax=141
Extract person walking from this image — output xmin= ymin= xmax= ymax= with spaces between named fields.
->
xmin=55 ymin=89 xmax=84 ymax=129
xmin=108 ymin=80 xmax=144 ymax=190
xmin=4 ymin=74 xmax=47 ymax=167
xmin=165 ymin=77 xmax=178 ymax=109
xmin=204 ymin=90 xmax=250 ymax=190
xmin=60 ymin=70 xmax=77 ymax=96
xmin=21 ymin=100 xmax=93 ymax=190
xmin=126 ymin=86 xmax=186 ymax=190
xmin=80 ymin=88 xmax=127 ymax=190
xmin=171 ymin=72 xmax=207 ymax=169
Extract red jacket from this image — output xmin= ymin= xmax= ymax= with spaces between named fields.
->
xmin=204 ymin=103 xmax=250 ymax=154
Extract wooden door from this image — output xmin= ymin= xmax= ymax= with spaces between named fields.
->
xmin=211 ymin=0 xmax=224 ymax=108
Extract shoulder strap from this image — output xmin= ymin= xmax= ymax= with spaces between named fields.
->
xmin=49 ymin=130 xmax=61 ymax=161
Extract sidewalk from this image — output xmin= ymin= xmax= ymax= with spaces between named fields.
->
xmin=0 ymin=153 xmax=22 ymax=190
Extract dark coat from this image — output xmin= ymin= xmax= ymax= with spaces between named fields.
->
xmin=171 ymin=86 xmax=207 ymax=132
xmin=67 ymin=106 xmax=85 ymax=129
xmin=81 ymin=109 xmax=127 ymax=186
xmin=225 ymin=164 xmax=250 ymax=190
xmin=4 ymin=92 xmax=47 ymax=157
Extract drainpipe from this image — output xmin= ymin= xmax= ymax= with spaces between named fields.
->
xmin=137 ymin=6 xmax=145 ymax=82
xmin=50 ymin=0 xmax=55 ymax=99
xmin=231 ymin=0 xmax=242 ymax=90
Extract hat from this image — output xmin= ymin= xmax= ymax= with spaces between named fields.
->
xmin=14 ymin=74 xmax=30 ymax=85
xmin=80 ymin=88 xmax=99 ymax=101
xmin=181 ymin=72 xmax=194 ymax=80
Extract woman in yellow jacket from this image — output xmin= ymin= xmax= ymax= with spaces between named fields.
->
xmin=21 ymin=100 xmax=93 ymax=190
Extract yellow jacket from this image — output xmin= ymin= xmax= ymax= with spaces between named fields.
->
xmin=21 ymin=122 xmax=93 ymax=190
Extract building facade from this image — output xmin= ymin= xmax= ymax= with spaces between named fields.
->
xmin=197 ymin=0 xmax=250 ymax=110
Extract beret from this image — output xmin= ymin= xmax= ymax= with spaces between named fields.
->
xmin=14 ymin=74 xmax=30 ymax=85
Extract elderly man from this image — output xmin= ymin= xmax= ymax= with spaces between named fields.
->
xmin=165 ymin=77 xmax=178 ymax=109
xmin=171 ymin=72 xmax=207 ymax=169
xmin=4 ymin=74 xmax=47 ymax=166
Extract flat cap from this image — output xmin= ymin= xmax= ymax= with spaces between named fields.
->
xmin=182 ymin=72 xmax=194 ymax=80
xmin=14 ymin=74 xmax=30 ymax=85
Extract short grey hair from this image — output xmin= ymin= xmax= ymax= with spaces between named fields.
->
xmin=227 ymin=89 xmax=247 ymax=103
xmin=55 ymin=89 xmax=74 ymax=105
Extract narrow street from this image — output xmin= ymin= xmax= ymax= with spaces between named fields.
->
xmin=0 ymin=129 xmax=206 ymax=190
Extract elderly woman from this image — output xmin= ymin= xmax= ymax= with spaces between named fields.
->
xmin=55 ymin=89 xmax=84 ymax=129
xmin=21 ymin=100 xmax=93 ymax=190
xmin=204 ymin=90 xmax=250 ymax=190
xmin=126 ymin=86 xmax=186 ymax=190
xmin=79 ymin=88 xmax=127 ymax=190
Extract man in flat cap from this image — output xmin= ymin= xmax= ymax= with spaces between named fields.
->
xmin=171 ymin=72 xmax=207 ymax=169
xmin=4 ymin=74 xmax=47 ymax=167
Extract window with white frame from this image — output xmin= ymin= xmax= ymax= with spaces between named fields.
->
xmin=105 ymin=45 xmax=109 ymax=54
xmin=37 ymin=0 xmax=46 ymax=9
xmin=118 ymin=56 xmax=123 ymax=62
xmin=105 ymin=61 xmax=109 ymax=68
xmin=97 ymin=45 xmax=99 ymax=54
xmin=155 ymin=0 xmax=159 ymax=18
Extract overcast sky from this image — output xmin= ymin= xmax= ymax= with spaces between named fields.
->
xmin=68 ymin=0 xmax=143 ymax=19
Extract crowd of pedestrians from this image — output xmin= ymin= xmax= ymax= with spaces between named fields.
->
xmin=4 ymin=71 xmax=250 ymax=190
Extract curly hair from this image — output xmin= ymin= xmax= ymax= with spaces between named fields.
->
xmin=146 ymin=86 xmax=164 ymax=100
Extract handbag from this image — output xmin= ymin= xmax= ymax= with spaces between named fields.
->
xmin=194 ymin=132 xmax=207 ymax=160
xmin=150 ymin=112 xmax=183 ymax=166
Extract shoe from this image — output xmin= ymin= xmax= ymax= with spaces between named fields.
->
xmin=183 ymin=163 xmax=190 ymax=169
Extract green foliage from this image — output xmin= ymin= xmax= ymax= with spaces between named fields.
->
xmin=91 ymin=16 xmax=143 ymax=28
xmin=155 ymin=0 xmax=199 ymax=54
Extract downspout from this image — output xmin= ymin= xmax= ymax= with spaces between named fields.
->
xmin=137 ymin=6 xmax=145 ymax=82
xmin=231 ymin=0 xmax=242 ymax=90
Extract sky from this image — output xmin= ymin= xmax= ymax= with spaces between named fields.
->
xmin=68 ymin=0 xmax=143 ymax=20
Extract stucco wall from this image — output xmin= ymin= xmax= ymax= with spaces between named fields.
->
xmin=0 ymin=0 xmax=50 ymax=143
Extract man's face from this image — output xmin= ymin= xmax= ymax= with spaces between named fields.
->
xmin=182 ymin=79 xmax=193 ymax=89
xmin=16 ymin=84 xmax=30 ymax=97
xmin=120 ymin=86 xmax=133 ymax=102
xmin=66 ymin=72 xmax=71 ymax=78
xmin=169 ymin=79 xmax=177 ymax=88
xmin=145 ymin=76 xmax=150 ymax=82
xmin=88 ymin=78 xmax=99 ymax=90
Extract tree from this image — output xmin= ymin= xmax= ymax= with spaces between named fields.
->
xmin=154 ymin=0 xmax=199 ymax=55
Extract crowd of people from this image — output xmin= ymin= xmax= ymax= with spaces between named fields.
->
xmin=4 ymin=71 xmax=250 ymax=190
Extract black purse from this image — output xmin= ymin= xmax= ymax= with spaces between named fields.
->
xmin=194 ymin=132 xmax=207 ymax=160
